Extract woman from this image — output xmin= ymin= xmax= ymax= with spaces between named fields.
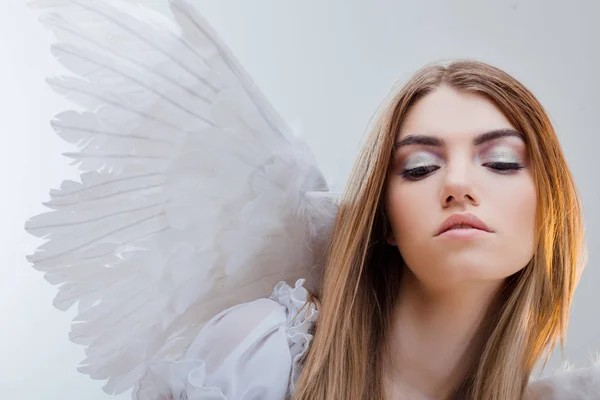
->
xmin=135 ymin=60 xmax=588 ymax=400
xmin=293 ymin=60 xmax=586 ymax=399
xmin=26 ymin=1 xmax=592 ymax=398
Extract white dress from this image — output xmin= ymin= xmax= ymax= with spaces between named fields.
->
xmin=132 ymin=280 xmax=318 ymax=400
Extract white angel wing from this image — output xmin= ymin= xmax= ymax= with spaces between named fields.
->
xmin=25 ymin=0 xmax=338 ymax=395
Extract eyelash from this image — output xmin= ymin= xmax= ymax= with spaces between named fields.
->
xmin=400 ymin=162 xmax=524 ymax=180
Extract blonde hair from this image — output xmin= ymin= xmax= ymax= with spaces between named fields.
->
xmin=293 ymin=60 xmax=587 ymax=400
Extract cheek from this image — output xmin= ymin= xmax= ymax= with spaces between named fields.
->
xmin=493 ymin=174 xmax=537 ymax=239
xmin=485 ymin=173 xmax=538 ymax=276
xmin=384 ymin=179 xmax=436 ymax=240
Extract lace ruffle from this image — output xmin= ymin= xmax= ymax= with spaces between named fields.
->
xmin=270 ymin=278 xmax=319 ymax=393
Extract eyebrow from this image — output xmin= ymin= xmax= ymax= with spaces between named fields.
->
xmin=393 ymin=129 xmax=525 ymax=150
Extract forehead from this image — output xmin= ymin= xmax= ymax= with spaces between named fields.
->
xmin=397 ymin=85 xmax=516 ymax=140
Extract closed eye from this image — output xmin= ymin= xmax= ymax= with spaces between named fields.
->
xmin=400 ymin=165 xmax=440 ymax=180
xmin=483 ymin=162 xmax=524 ymax=173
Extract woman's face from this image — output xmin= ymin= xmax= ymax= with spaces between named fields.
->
xmin=384 ymin=85 xmax=537 ymax=291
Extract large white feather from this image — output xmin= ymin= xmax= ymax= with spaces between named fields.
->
xmin=25 ymin=0 xmax=338 ymax=395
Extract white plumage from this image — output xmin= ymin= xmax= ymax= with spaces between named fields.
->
xmin=25 ymin=0 xmax=337 ymax=395
xmin=528 ymin=355 xmax=600 ymax=399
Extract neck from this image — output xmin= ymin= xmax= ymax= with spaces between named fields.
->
xmin=383 ymin=268 xmax=503 ymax=400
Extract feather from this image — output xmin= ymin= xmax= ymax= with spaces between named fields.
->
xmin=528 ymin=354 xmax=600 ymax=399
xmin=25 ymin=0 xmax=338 ymax=395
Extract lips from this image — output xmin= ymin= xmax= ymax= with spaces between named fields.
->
xmin=435 ymin=213 xmax=492 ymax=236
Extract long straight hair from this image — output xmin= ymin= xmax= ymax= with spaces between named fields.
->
xmin=293 ymin=60 xmax=586 ymax=400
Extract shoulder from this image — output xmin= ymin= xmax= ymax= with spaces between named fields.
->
xmin=527 ymin=357 xmax=600 ymax=399
xmin=133 ymin=279 xmax=318 ymax=400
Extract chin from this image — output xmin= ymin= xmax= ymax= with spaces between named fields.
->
xmin=413 ymin=252 xmax=519 ymax=287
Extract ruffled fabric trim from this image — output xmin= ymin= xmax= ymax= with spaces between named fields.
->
xmin=134 ymin=279 xmax=318 ymax=400
xmin=270 ymin=278 xmax=319 ymax=394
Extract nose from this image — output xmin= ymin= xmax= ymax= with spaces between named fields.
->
xmin=440 ymin=158 xmax=479 ymax=208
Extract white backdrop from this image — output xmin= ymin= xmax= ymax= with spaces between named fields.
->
xmin=1 ymin=0 xmax=599 ymax=399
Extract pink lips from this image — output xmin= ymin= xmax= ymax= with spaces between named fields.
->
xmin=435 ymin=213 xmax=492 ymax=237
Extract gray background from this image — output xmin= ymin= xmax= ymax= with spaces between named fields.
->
xmin=1 ymin=0 xmax=598 ymax=399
